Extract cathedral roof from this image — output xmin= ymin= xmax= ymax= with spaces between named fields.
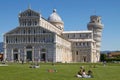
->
xmin=48 ymin=9 xmax=63 ymax=23
xmin=19 ymin=8 xmax=40 ymax=17
xmin=63 ymin=30 xmax=92 ymax=34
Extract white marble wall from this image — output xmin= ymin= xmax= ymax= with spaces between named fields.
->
xmin=55 ymin=35 xmax=72 ymax=63
xmin=5 ymin=43 xmax=55 ymax=62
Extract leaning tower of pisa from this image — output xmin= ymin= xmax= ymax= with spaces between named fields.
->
xmin=87 ymin=15 xmax=104 ymax=62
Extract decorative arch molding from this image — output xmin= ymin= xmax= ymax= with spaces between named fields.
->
xmin=13 ymin=48 xmax=18 ymax=52
xmin=26 ymin=45 xmax=32 ymax=49
xmin=41 ymin=48 xmax=46 ymax=52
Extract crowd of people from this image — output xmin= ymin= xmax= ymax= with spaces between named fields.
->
xmin=76 ymin=66 xmax=93 ymax=78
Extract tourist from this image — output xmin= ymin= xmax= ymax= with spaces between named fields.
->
xmin=80 ymin=66 xmax=84 ymax=69
xmin=76 ymin=66 xmax=84 ymax=78
xmin=87 ymin=70 xmax=93 ymax=78
xmin=22 ymin=60 xmax=24 ymax=64
xmin=76 ymin=66 xmax=93 ymax=78
xmin=103 ymin=61 xmax=106 ymax=66
xmin=82 ymin=69 xmax=88 ymax=78
xmin=76 ymin=69 xmax=82 ymax=78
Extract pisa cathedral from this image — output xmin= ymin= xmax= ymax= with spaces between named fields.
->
xmin=4 ymin=7 xmax=103 ymax=63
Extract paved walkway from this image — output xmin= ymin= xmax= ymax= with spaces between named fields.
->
xmin=0 ymin=64 xmax=8 ymax=66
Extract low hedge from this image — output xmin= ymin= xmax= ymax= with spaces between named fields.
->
xmin=105 ymin=58 xmax=120 ymax=62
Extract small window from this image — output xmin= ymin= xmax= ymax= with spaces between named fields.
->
xmin=76 ymin=43 xmax=78 ymax=46
xmin=15 ymin=38 xmax=17 ymax=42
xmin=87 ymin=42 xmax=89 ymax=46
xmin=76 ymin=51 xmax=78 ymax=55
xmin=80 ymin=34 xmax=81 ymax=38
xmin=28 ymin=29 xmax=31 ymax=34
xmin=6 ymin=39 xmax=8 ymax=43
xmin=83 ymin=42 xmax=85 ymax=46
xmin=34 ymin=29 xmax=35 ymax=34
xmin=23 ymin=30 xmax=25 ymax=34
xmin=43 ymin=30 xmax=46 ymax=33
xmin=34 ymin=37 xmax=36 ymax=42
xmin=35 ymin=21 xmax=37 ymax=25
xmin=68 ymin=34 xmax=69 ymax=38
xmin=28 ymin=37 xmax=30 ymax=42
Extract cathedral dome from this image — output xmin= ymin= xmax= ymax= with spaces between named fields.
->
xmin=48 ymin=9 xmax=63 ymax=23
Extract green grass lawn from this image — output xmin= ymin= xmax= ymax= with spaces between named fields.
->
xmin=0 ymin=63 xmax=120 ymax=80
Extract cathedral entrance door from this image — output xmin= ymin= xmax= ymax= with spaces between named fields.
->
xmin=14 ymin=54 xmax=18 ymax=61
xmin=27 ymin=51 xmax=32 ymax=61
xmin=83 ymin=56 xmax=86 ymax=62
xmin=40 ymin=53 xmax=46 ymax=61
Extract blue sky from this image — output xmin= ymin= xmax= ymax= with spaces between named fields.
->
xmin=0 ymin=0 xmax=120 ymax=51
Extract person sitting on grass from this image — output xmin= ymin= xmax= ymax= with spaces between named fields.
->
xmin=76 ymin=69 xmax=93 ymax=78
xmin=76 ymin=70 xmax=82 ymax=78
xmin=82 ymin=69 xmax=88 ymax=78
xmin=82 ymin=69 xmax=94 ymax=78
xmin=76 ymin=66 xmax=84 ymax=78
xmin=87 ymin=70 xmax=93 ymax=78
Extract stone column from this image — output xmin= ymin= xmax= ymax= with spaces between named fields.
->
xmin=4 ymin=48 xmax=7 ymax=62
xmin=18 ymin=49 xmax=20 ymax=62
xmin=53 ymin=45 xmax=56 ymax=62
xmin=32 ymin=47 xmax=34 ymax=62
xmin=74 ymin=51 xmax=76 ymax=62
xmin=38 ymin=48 xmax=41 ymax=62
xmin=3 ymin=35 xmax=7 ymax=61
xmin=24 ymin=47 xmax=26 ymax=62
xmin=11 ymin=49 xmax=14 ymax=62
